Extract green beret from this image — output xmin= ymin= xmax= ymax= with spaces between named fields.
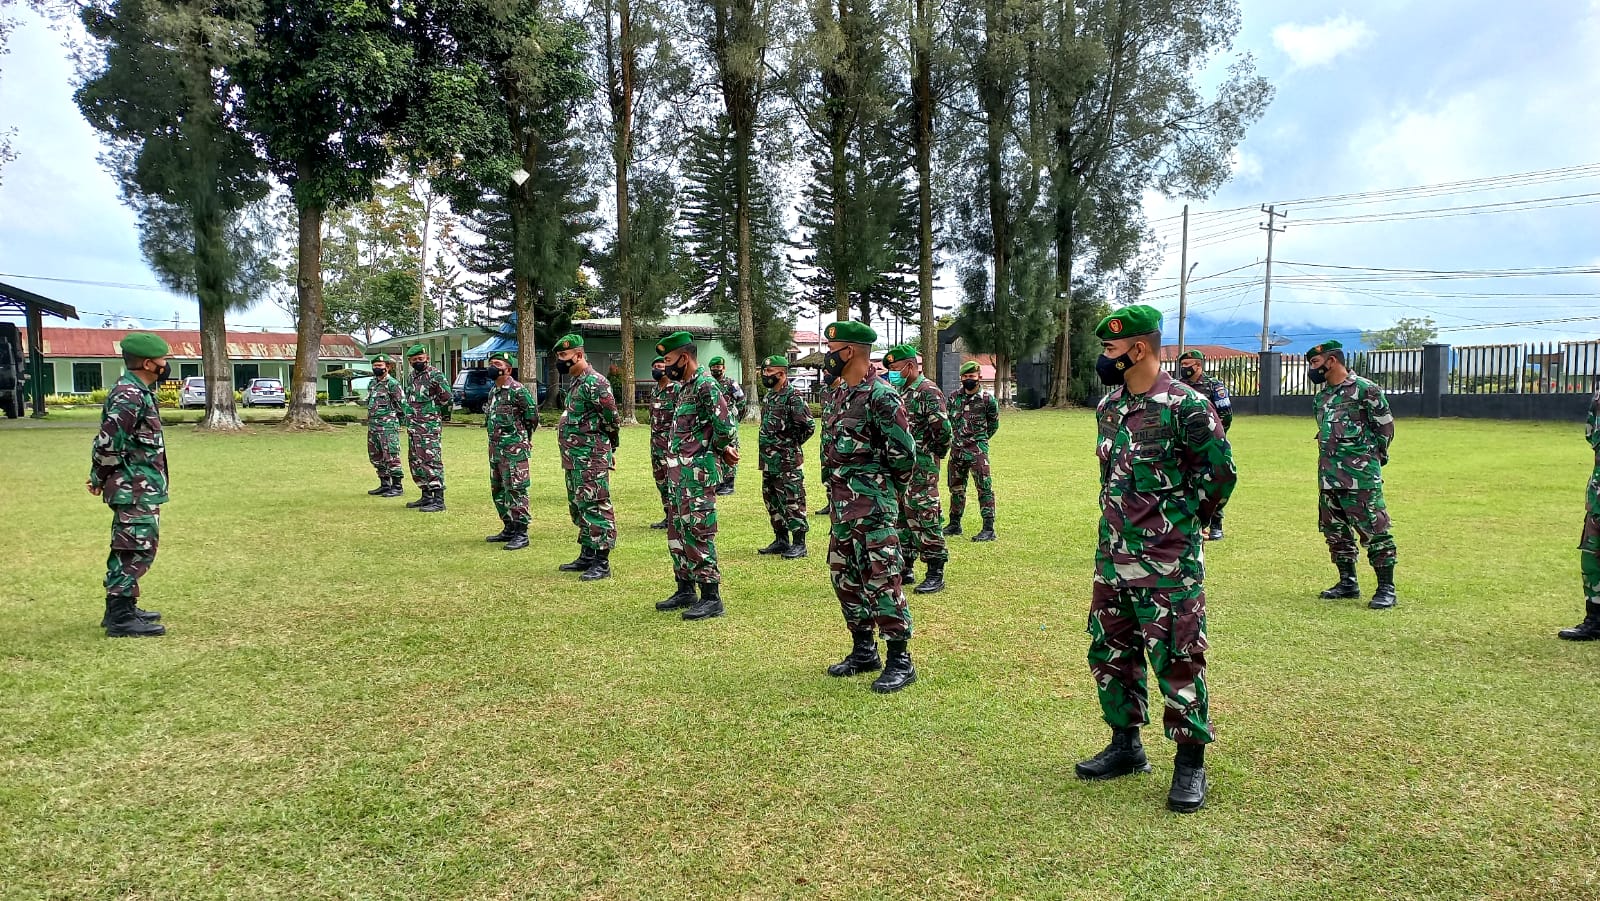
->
xmin=1179 ymin=350 xmax=1204 ymax=361
xmin=763 ymin=355 xmax=789 ymax=368
xmin=1095 ymin=304 xmax=1163 ymax=340
xmin=488 ymin=351 xmax=515 ymax=365
xmin=1306 ymin=340 xmax=1343 ymax=360
xmin=370 ymin=354 xmax=392 ymax=364
xmin=552 ymin=333 xmax=584 ymax=352
xmin=405 ymin=344 xmax=427 ymax=357
xmin=709 ymin=356 xmax=726 ymax=367
xmin=656 ymin=331 xmax=694 ymax=355
xmin=960 ymin=361 xmax=981 ymax=375
xmin=883 ymin=343 xmax=920 ymax=366
xmin=824 ymin=320 xmax=876 ymax=345
xmin=652 ymin=355 xmax=665 ymax=365
xmin=120 ymin=332 xmax=170 ymax=359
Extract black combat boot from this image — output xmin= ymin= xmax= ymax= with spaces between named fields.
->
xmin=871 ymin=640 xmax=918 ymax=693
xmin=580 ymin=548 xmax=612 ymax=581
xmin=1168 ymin=743 xmax=1208 ymax=813
xmin=1319 ymin=560 xmax=1361 ymax=599
xmin=715 ymin=480 xmax=735 ymax=497
xmin=368 ymin=474 xmax=391 ymax=496
xmin=503 ymin=524 xmax=529 ymax=551
xmin=486 ymin=520 xmax=512 ymax=542
xmin=943 ymin=516 xmax=963 ymax=537
xmin=656 ymin=579 xmax=696 ymax=611
xmin=100 ymin=598 xmax=162 ymax=627
xmin=972 ymin=517 xmax=996 ymax=542
xmin=650 ymin=515 xmax=669 ymax=530
xmin=781 ymin=533 xmax=808 ymax=559
xmin=559 ymin=546 xmax=596 ymax=572
xmin=1369 ymin=565 xmax=1397 ymax=610
xmin=1559 ymin=602 xmax=1600 ymax=640
xmin=902 ymin=555 xmax=919 ymax=588
xmin=1074 ymin=727 xmax=1152 ymax=780
xmin=1207 ymin=511 xmax=1225 ymax=542
xmin=380 ymin=475 xmax=405 ymax=498
xmin=914 ymin=560 xmax=946 ymax=594
xmin=758 ymin=527 xmax=790 ymax=555
xmin=826 ymin=631 xmax=882 ymax=677
xmin=103 ymin=597 xmax=165 ymax=638
xmin=406 ymin=488 xmax=427 ymax=509
xmin=683 ymin=582 xmax=724 ymax=620
xmin=419 ymin=489 xmax=445 ymax=513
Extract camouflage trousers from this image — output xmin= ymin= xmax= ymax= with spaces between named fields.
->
xmin=721 ymin=433 xmax=740 ymax=485
xmin=651 ymin=451 xmax=671 ymax=518
xmin=667 ymin=483 xmax=720 ymax=584
xmin=490 ymin=447 xmax=531 ymax=526
xmin=1581 ymin=510 xmax=1600 ymax=603
xmin=105 ymin=503 xmax=160 ymax=599
xmin=828 ymin=473 xmax=911 ymax=641
xmin=407 ymin=416 xmax=445 ymax=490
xmin=948 ymin=451 xmax=995 ymax=523
xmin=898 ymin=461 xmax=947 ymax=564
xmin=367 ymin=424 xmax=402 ymax=479
xmin=761 ymin=468 xmax=808 ymax=536
xmin=564 ymin=467 xmax=616 ymax=551
xmin=1319 ymin=487 xmax=1396 ymax=567
xmin=1087 ymin=579 xmax=1212 ymax=744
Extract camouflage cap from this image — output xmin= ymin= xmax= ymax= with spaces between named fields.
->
xmin=825 ymin=320 xmax=876 ymax=345
xmin=656 ymin=331 xmax=694 ymax=355
xmin=1095 ymin=305 xmax=1163 ymax=340
xmin=371 ymin=353 xmax=392 ymax=364
xmin=709 ymin=356 xmax=726 ymax=367
xmin=1179 ymin=349 xmax=1205 ymax=361
xmin=960 ymin=361 xmax=981 ymax=376
xmin=405 ymin=343 xmax=428 ymax=357
xmin=882 ymin=343 xmax=920 ymax=366
xmin=488 ymin=351 xmax=515 ymax=365
xmin=120 ymin=332 xmax=170 ymax=358
xmin=1306 ymin=339 xmax=1343 ymax=360
xmin=552 ymin=333 xmax=584 ymax=353
xmin=763 ymin=355 xmax=789 ymax=368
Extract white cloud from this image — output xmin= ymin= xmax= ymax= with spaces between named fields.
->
xmin=1272 ymin=16 xmax=1374 ymax=71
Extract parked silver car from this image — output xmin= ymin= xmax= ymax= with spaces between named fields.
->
xmin=241 ymin=377 xmax=287 ymax=407
xmin=180 ymin=376 xmax=207 ymax=409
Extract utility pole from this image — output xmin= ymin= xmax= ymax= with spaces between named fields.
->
xmin=1259 ymin=204 xmax=1288 ymax=352
xmin=1177 ymin=205 xmax=1189 ymax=359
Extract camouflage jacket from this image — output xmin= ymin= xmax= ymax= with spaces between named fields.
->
xmin=366 ymin=374 xmax=407 ymax=428
xmin=558 ymin=369 xmax=619 ymax=472
xmin=714 ymin=374 xmax=748 ymax=420
xmin=486 ymin=381 xmax=539 ymax=454
xmin=668 ymin=369 xmax=739 ymax=487
xmin=1314 ymin=374 xmax=1393 ymax=489
xmin=1095 ymin=371 xmax=1236 ymax=588
xmin=758 ymin=383 xmax=815 ymax=472
xmin=1182 ymin=373 xmax=1233 ymax=431
xmin=90 ymin=372 xmax=168 ymax=506
xmin=405 ymin=365 xmax=453 ymax=419
xmin=948 ymin=387 xmax=1000 ymax=458
xmin=1588 ymin=388 xmax=1600 ymax=515
xmin=649 ymin=381 xmax=678 ymax=458
xmin=824 ymin=378 xmax=917 ymax=491
xmin=900 ymin=375 xmax=952 ymax=467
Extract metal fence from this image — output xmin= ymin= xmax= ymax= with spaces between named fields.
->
xmin=1450 ymin=341 xmax=1600 ymax=396
xmin=1163 ymin=356 xmax=1261 ymax=398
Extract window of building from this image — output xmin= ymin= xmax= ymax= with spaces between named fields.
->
xmin=180 ymin=363 xmax=200 ymax=380
xmin=234 ymin=363 xmax=259 ymax=386
xmin=73 ymin=362 xmax=103 ymax=393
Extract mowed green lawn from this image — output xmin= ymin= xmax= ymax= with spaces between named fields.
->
xmin=2 ymin=411 xmax=1598 ymax=900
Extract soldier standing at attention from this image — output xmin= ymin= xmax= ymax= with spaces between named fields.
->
xmin=1178 ymin=350 xmax=1233 ymax=541
xmin=648 ymin=355 xmax=676 ymax=531
xmin=403 ymin=344 xmax=453 ymax=513
xmin=1308 ymin=340 xmax=1398 ymax=610
xmin=1075 ymin=305 xmax=1235 ymax=814
xmin=816 ymin=373 xmax=843 ymax=520
xmin=883 ymin=343 xmax=952 ymax=594
xmin=553 ymin=334 xmax=619 ymax=582
xmin=366 ymin=354 xmax=408 ymax=498
xmin=88 ymin=332 xmax=172 ymax=638
xmin=946 ymin=360 xmax=1000 ymax=541
xmin=708 ymin=355 xmax=746 ymax=495
xmin=654 ymin=332 xmax=740 ymax=620
xmin=482 ymin=352 xmax=539 ymax=551
xmin=757 ymin=354 xmax=815 ymax=559
xmin=1560 ymin=383 xmax=1600 ymax=640
xmin=820 ymin=322 xmax=920 ymax=693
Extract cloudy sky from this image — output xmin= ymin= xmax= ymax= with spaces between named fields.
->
xmin=1 ymin=0 xmax=1597 ymax=352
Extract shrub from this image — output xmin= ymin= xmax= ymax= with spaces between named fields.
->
xmin=155 ymin=387 xmax=180 ymax=408
xmin=320 ymin=412 xmax=360 ymax=424
xmin=88 ymin=388 xmax=109 ymax=405
xmin=316 ymin=392 xmax=329 ymax=404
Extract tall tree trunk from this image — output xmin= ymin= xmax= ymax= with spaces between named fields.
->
xmin=612 ymin=0 xmax=639 ymax=423
xmin=981 ymin=4 xmax=1010 ymax=409
xmin=188 ymin=144 xmax=242 ymax=432
xmin=284 ymin=198 xmax=327 ymax=429
xmin=1047 ymin=168 xmax=1076 ymax=407
xmin=733 ymin=127 xmax=759 ymax=421
xmin=830 ymin=130 xmax=848 ymax=324
xmin=913 ymin=0 xmax=935 ymax=363
xmin=197 ymin=301 xmax=241 ymax=430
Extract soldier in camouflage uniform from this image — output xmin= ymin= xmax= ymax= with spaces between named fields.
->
xmin=482 ymin=352 xmax=539 ymax=551
xmin=1179 ymin=349 xmax=1232 ymax=541
xmin=757 ymin=354 xmax=815 ymax=559
xmin=1308 ymin=340 xmax=1399 ymax=609
xmin=884 ymin=343 xmax=952 ymax=594
xmin=709 ymin=355 xmax=746 ymax=496
xmin=1074 ymin=305 xmax=1235 ymax=814
xmin=366 ymin=354 xmax=408 ymax=498
xmin=87 ymin=332 xmax=171 ymax=637
xmin=946 ymin=360 xmax=1000 ymax=541
xmin=1560 ymin=384 xmax=1600 ymax=640
xmin=403 ymin=344 xmax=453 ymax=512
xmin=553 ymin=334 xmax=619 ymax=581
xmin=820 ymin=322 xmax=921 ymax=694
xmin=654 ymin=332 xmax=740 ymax=620
xmin=648 ymin=355 xmax=676 ymax=530
xmin=816 ymin=374 xmax=843 ymax=519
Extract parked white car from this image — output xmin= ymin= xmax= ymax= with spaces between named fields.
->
xmin=241 ymin=377 xmax=287 ymax=407
xmin=180 ymin=377 xmax=207 ymax=409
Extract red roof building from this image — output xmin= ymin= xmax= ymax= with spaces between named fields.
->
xmin=1159 ymin=344 xmax=1256 ymax=362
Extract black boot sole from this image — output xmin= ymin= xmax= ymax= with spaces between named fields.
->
xmin=1319 ymin=587 xmax=1361 ymax=599
xmin=580 ymin=568 xmax=611 ymax=581
xmin=682 ymin=604 xmax=725 ymax=620
xmin=826 ymin=658 xmax=882 ymax=677
xmin=1559 ymin=630 xmax=1600 ymax=641
xmin=656 ymin=597 xmax=694 ymax=611
xmin=1074 ymin=760 xmax=1153 ymax=781
xmin=871 ymin=669 xmax=918 ymax=694
xmin=781 ymin=548 xmax=808 ymax=559
xmin=914 ymin=580 xmax=945 ymax=594
xmin=503 ymin=541 xmax=528 ymax=551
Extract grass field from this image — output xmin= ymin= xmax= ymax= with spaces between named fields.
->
xmin=2 ymin=411 xmax=1598 ymax=900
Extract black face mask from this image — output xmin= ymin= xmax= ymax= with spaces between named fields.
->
xmin=1097 ymin=352 xmax=1134 ymax=387
xmin=373 ymin=368 xmax=388 ymax=378
xmin=1181 ymin=366 xmax=1199 ymax=381
xmin=961 ymin=378 xmax=979 ymax=391
xmin=710 ymin=368 xmax=725 ymax=380
xmin=652 ymin=368 xmax=666 ymax=381
xmin=823 ymin=349 xmax=849 ymax=380
xmin=665 ymin=360 xmax=688 ymax=381
xmin=491 ymin=367 xmax=510 ymax=382
xmin=762 ymin=374 xmax=780 ymax=389
xmin=555 ymin=357 xmax=575 ymax=375
xmin=152 ymin=362 xmax=172 ymax=382
xmin=412 ymin=360 xmax=427 ymax=373
xmin=1308 ymin=365 xmax=1329 ymax=385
